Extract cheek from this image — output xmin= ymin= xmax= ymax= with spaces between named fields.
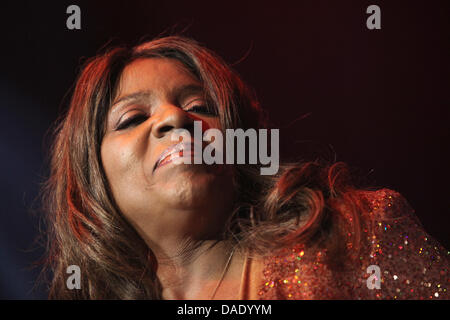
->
xmin=100 ymin=136 xmax=148 ymax=211
xmin=207 ymin=117 xmax=221 ymax=129
xmin=198 ymin=117 xmax=222 ymax=133
xmin=102 ymin=138 xmax=129 ymax=182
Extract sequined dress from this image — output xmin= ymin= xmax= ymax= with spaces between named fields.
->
xmin=238 ymin=189 xmax=449 ymax=300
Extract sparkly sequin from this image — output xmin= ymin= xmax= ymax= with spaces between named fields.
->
xmin=257 ymin=189 xmax=449 ymax=299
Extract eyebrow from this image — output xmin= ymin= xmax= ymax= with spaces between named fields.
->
xmin=110 ymin=91 xmax=153 ymax=114
xmin=174 ymin=84 xmax=204 ymax=105
xmin=110 ymin=84 xmax=205 ymax=113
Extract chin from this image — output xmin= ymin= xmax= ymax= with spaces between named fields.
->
xmin=158 ymin=169 xmax=225 ymax=207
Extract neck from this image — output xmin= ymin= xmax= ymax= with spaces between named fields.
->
xmin=152 ymin=238 xmax=240 ymax=299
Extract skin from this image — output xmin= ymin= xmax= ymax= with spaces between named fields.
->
xmin=101 ymin=57 xmax=243 ymax=299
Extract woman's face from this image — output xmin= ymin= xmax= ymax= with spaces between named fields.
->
xmin=101 ymin=57 xmax=234 ymax=247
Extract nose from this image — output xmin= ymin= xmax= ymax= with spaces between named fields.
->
xmin=151 ymin=104 xmax=194 ymax=139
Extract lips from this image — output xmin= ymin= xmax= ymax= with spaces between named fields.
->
xmin=153 ymin=142 xmax=196 ymax=172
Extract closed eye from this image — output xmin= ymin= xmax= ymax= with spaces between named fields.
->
xmin=185 ymin=105 xmax=217 ymax=116
xmin=116 ymin=114 xmax=148 ymax=130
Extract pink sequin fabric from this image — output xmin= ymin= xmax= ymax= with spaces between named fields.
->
xmin=258 ymin=189 xmax=449 ymax=299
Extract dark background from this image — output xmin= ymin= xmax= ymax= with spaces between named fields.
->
xmin=0 ymin=0 xmax=449 ymax=299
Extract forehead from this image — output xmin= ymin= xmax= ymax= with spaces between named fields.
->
xmin=115 ymin=57 xmax=199 ymax=98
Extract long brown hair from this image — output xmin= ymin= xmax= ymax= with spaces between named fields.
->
xmin=40 ymin=36 xmax=373 ymax=299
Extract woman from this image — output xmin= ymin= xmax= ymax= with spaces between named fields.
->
xmin=40 ymin=36 xmax=449 ymax=299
